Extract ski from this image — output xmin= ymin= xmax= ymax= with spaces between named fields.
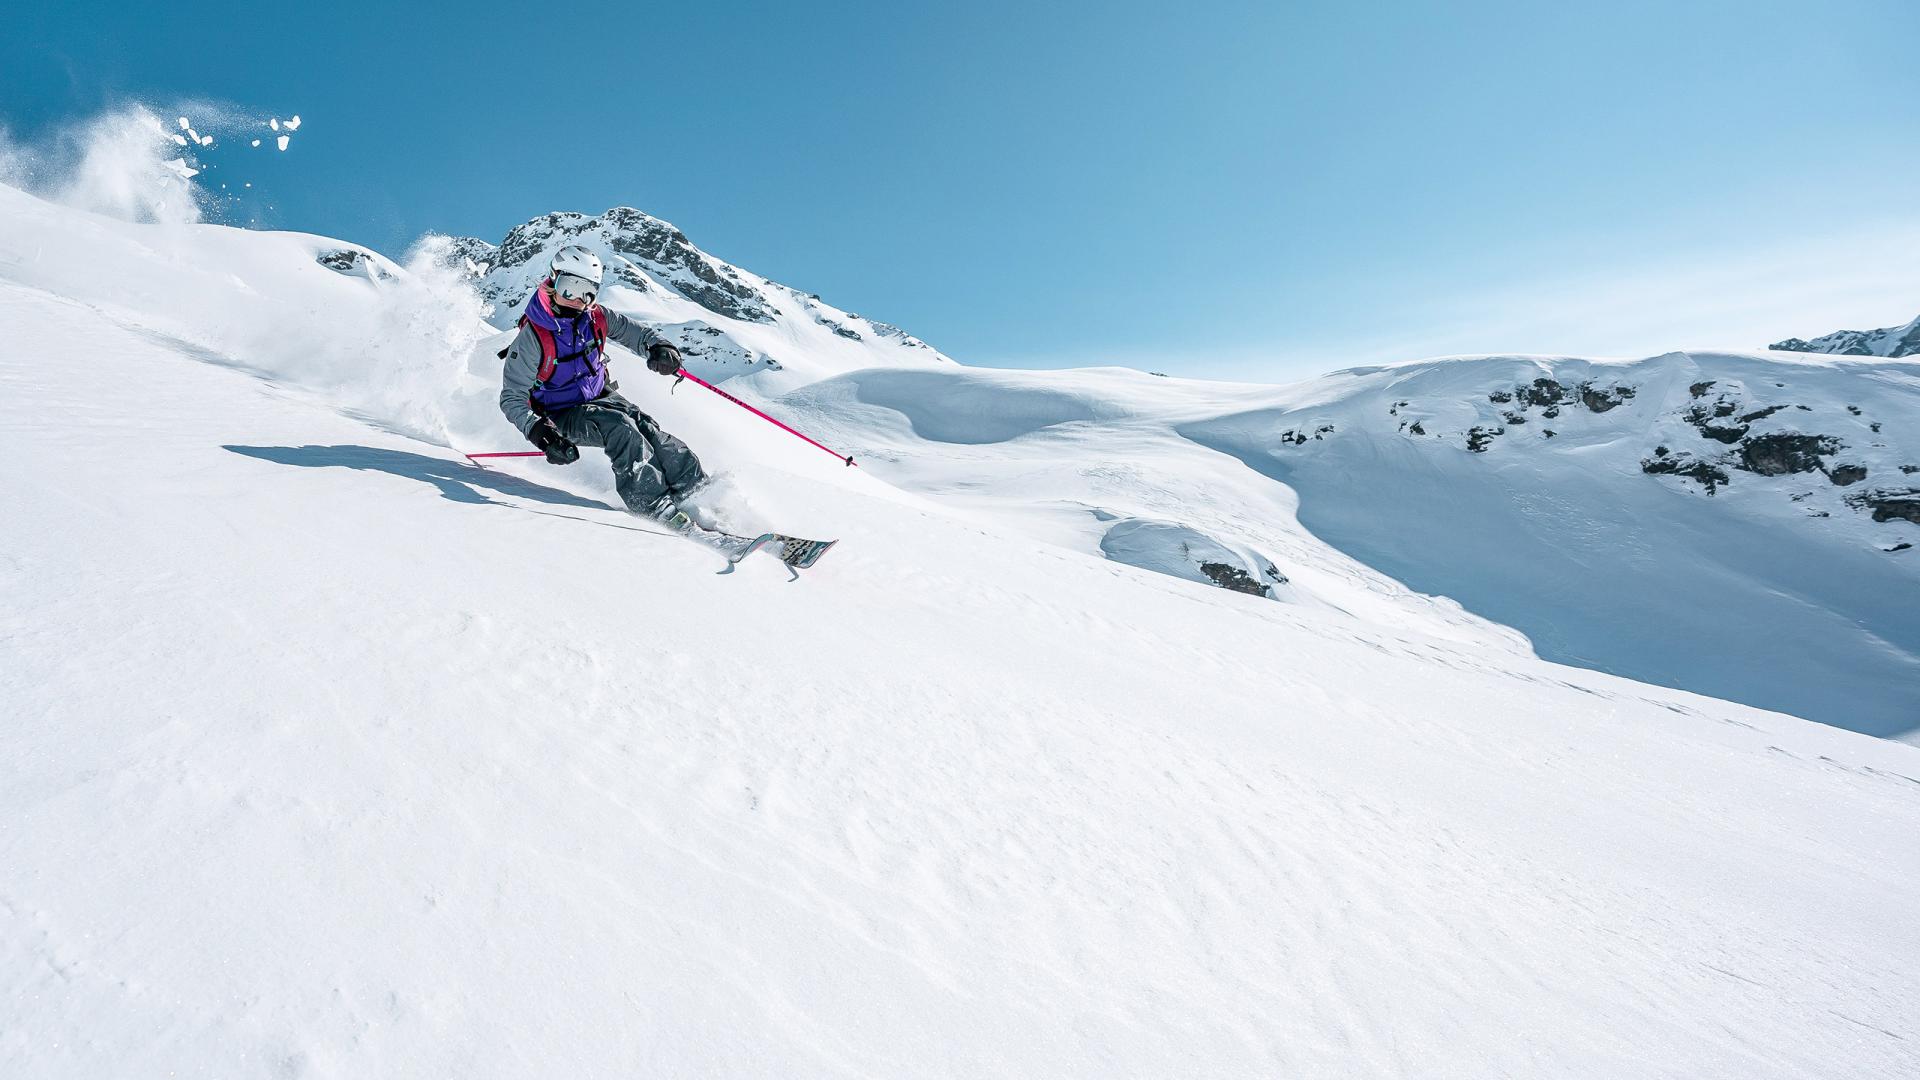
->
xmin=687 ymin=524 xmax=838 ymax=570
xmin=734 ymin=532 xmax=838 ymax=569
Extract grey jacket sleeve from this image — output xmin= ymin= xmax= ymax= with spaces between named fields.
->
xmin=602 ymin=307 xmax=669 ymax=356
xmin=498 ymin=325 xmax=545 ymax=437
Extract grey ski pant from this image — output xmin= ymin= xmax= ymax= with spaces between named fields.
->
xmin=548 ymin=393 xmax=705 ymax=517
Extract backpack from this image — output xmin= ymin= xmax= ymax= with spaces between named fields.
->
xmin=497 ymin=304 xmax=609 ymax=384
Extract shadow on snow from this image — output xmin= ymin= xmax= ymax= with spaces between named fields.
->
xmin=223 ymin=443 xmax=615 ymax=513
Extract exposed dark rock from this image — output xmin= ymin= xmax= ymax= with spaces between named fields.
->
xmin=1846 ymin=488 xmax=1920 ymax=525
xmin=1871 ymin=422 xmax=1882 ymax=434
xmin=1542 ymin=429 xmax=1557 ymax=438
xmin=1502 ymin=411 xmax=1527 ymax=425
xmin=1685 ymin=401 xmax=1748 ymax=443
xmin=1903 ymin=465 xmax=1920 ymax=474
xmin=1796 ymin=405 xmax=1811 ymax=411
xmin=1653 ymin=445 xmax=1670 ymax=458
xmin=1689 ymin=380 xmax=1716 ymax=398
xmin=1407 ymin=421 xmax=1426 ymax=436
xmin=1889 ymin=542 xmax=1914 ymax=553
xmin=1518 ymin=378 xmax=1567 ymax=407
xmin=1542 ymin=405 xmax=1561 ymax=418
xmin=1200 ymin=562 xmax=1272 ymax=597
xmin=1466 ymin=426 xmax=1504 ymax=453
xmin=1488 ymin=390 xmax=1513 ymax=404
xmin=1847 ymin=405 xmax=1863 ymax=415
xmin=1738 ymin=404 xmax=1787 ymax=424
xmin=1829 ymin=464 xmax=1869 ymax=487
xmin=1579 ymin=382 xmax=1635 ymax=413
xmin=315 ymin=248 xmax=387 ymax=278
xmin=1736 ymin=433 xmax=1842 ymax=476
xmin=607 ymin=262 xmax=651 ymax=291
xmin=1263 ymin=563 xmax=1289 ymax=584
xmin=1642 ymin=454 xmax=1730 ymax=494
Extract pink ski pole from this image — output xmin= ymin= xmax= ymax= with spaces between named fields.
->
xmin=676 ymin=371 xmax=856 ymax=466
xmin=461 ymin=450 xmax=546 ymax=466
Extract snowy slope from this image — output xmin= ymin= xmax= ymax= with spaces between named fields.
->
xmin=4 ymin=184 xmax=1920 ymax=1077
xmin=764 ymin=352 xmax=1920 ymax=738
xmin=1774 ymin=312 xmax=1920 ymax=358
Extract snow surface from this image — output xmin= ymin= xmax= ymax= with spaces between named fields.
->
xmin=4 ymin=183 xmax=1920 ymax=1077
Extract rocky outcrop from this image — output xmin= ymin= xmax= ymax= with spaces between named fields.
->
xmin=1828 ymin=464 xmax=1869 ymax=487
xmin=1736 ymin=433 xmax=1843 ymax=477
xmin=1845 ymin=488 xmax=1920 ymax=525
xmin=1200 ymin=562 xmax=1272 ymax=597
xmin=315 ymin=248 xmax=390 ymax=280
xmin=1580 ymin=383 xmax=1635 ymax=413
xmin=1642 ymin=448 xmax=1730 ymax=494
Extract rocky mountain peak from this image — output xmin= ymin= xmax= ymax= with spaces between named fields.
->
xmin=1771 ymin=313 xmax=1920 ymax=358
xmin=441 ymin=205 xmax=953 ymax=381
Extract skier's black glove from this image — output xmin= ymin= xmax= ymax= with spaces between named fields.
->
xmin=647 ymin=343 xmax=683 ymax=376
xmin=527 ymin=417 xmax=578 ymax=465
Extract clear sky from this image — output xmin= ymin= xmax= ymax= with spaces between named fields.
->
xmin=4 ymin=0 xmax=1917 ymax=379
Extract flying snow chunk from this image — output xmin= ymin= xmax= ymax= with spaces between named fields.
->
xmin=199 ymin=135 xmax=214 ymax=147
xmin=276 ymin=135 xmax=290 ymax=152
xmin=177 ymin=116 xmax=189 ymax=129
xmin=285 ymin=115 xmax=301 ymax=131
xmin=270 ymin=118 xmax=280 ymax=131
xmin=251 ymin=139 xmax=262 ymax=148
xmin=164 ymin=158 xmax=199 ymax=180
xmin=172 ymin=134 xmax=188 ymax=146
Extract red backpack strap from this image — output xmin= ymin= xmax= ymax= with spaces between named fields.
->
xmin=590 ymin=305 xmax=608 ymax=358
xmin=517 ymin=313 xmax=561 ymax=384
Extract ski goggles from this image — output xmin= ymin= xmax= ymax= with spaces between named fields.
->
xmin=551 ymin=271 xmax=599 ymax=307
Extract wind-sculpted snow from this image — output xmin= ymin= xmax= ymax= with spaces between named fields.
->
xmin=836 ymin=368 xmax=1116 ymax=444
xmin=1098 ymin=517 xmax=1288 ymax=597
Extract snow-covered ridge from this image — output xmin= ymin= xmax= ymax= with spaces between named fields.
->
xmin=1773 ymin=312 xmax=1920 ymax=358
xmin=442 ymin=207 xmax=952 ymax=386
xmin=771 ymin=349 xmax=1920 ymax=736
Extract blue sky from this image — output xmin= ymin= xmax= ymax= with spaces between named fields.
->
xmin=4 ymin=0 xmax=1917 ymax=378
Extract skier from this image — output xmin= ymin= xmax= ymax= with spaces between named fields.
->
xmin=498 ymin=246 xmax=706 ymax=528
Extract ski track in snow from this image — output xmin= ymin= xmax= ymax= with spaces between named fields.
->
xmin=2 ymin=186 xmax=1919 ymax=1077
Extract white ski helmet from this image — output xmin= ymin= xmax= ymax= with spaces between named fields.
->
xmin=549 ymin=245 xmax=603 ymax=306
